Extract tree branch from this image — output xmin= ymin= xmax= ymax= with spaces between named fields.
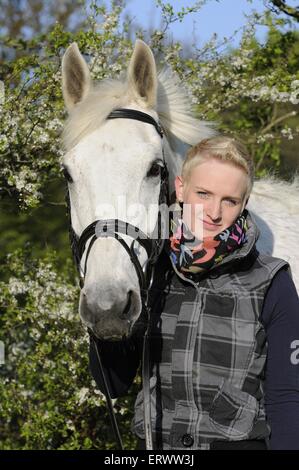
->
xmin=268 ymin=1 xmax=299 ymax=21
xmin=261 ymin=110 xmax=297 ymax=135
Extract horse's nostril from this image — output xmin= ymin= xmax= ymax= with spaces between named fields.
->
xmin=122 ymin=290 xmax=133 ymax=318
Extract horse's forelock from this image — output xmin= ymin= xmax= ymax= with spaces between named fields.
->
xmin=62 ymin=78 xmax=129 ymax=151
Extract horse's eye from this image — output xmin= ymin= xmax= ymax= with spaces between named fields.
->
xmin=62 ymin=167 xmax=73 ymax=183
xmin=147 ymin=162 xmax=163 ymax=178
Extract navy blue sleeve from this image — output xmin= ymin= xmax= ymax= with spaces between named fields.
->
xmin=260 ymin=268 xmax=299 ymax=450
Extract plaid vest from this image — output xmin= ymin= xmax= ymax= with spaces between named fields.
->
xmin=132 ymin=213 xmax=289 ymax=450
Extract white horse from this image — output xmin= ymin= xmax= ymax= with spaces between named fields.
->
xmin=61 ymin=40 xmax=298 ymax=340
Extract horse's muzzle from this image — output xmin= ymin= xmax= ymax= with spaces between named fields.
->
xmin=79 ymin=287 xmax=140 ymax=340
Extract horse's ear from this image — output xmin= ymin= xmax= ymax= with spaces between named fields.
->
xmin=127 ymin=39 xmax=157 ymax=108
xmin=62 ymin=42 xmax=91 ymax=112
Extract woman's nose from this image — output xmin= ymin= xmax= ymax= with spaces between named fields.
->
xmin=206 ymin=200 xmax=222 ymax=221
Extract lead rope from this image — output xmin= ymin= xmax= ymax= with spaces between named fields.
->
xmin=90 ymin=334 xmax=124 ymax=450
xmin=143 ymin=321 xmax=153 ymax=450
xmin=89 ymin=284 xmax=153 ymax=451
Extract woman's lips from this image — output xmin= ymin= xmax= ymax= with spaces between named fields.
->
xmin=202 ymin=219 xmax=222 ymax=230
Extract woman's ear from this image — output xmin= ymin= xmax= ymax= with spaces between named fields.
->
xmin=174 ymin=175 xmax=184 ymax=203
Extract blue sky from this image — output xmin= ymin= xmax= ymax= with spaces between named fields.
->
xmin=120 ymin=0 xmax=298 ymax=47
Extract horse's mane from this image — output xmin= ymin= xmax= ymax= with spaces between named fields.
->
xmin=62 ymin=67 xmax=215 ymax=152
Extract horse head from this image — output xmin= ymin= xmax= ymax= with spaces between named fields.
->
xmin=61 ymin=40 xmax=215 ymax=340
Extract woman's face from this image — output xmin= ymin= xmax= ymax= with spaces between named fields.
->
xmin=175 ymin=157 xmax=249 ymax=239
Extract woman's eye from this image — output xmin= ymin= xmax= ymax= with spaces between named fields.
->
xmin=147 ymin=162 xmax=162 ymax=178
xmin=225 ymin=199 xmax=238 ymax=206
xmin=196 ymin=191 xmax=208 ymax=198
xmin=62 ymin=167 xmax=73 ymax=183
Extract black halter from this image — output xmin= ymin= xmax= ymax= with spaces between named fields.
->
xmin=68 ymin=108 xmax=168 ymax=291
xmin=65 ymin=108 xmax=168 ymax=451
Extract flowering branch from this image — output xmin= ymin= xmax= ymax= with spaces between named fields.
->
xmin=261 ymin=110 xmax=297 ymax=135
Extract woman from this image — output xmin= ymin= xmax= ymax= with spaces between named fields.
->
xmin=90 ymin=136 xmax=299 ymax=450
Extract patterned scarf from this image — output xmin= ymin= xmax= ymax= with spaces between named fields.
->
xmin=167 ymin=209 xmax=249 ymax=276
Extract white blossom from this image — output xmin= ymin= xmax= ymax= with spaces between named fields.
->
xmin=76 ymin=387 xmax=90 ymax=405
xmin=8 ymin=278 xmax=28 ymax=295
xmin=281 ymin=127 xmax=294 ymax=140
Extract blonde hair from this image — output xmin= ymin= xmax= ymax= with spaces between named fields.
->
xmin=182 ymin=136 xmax=254 ymax=199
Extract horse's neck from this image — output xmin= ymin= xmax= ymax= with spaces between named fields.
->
xmin=248 ymin=179 xmax=298 ymax=290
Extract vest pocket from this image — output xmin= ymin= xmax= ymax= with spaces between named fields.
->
xmin=209 ymin=379 xmax=258 ymax=440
